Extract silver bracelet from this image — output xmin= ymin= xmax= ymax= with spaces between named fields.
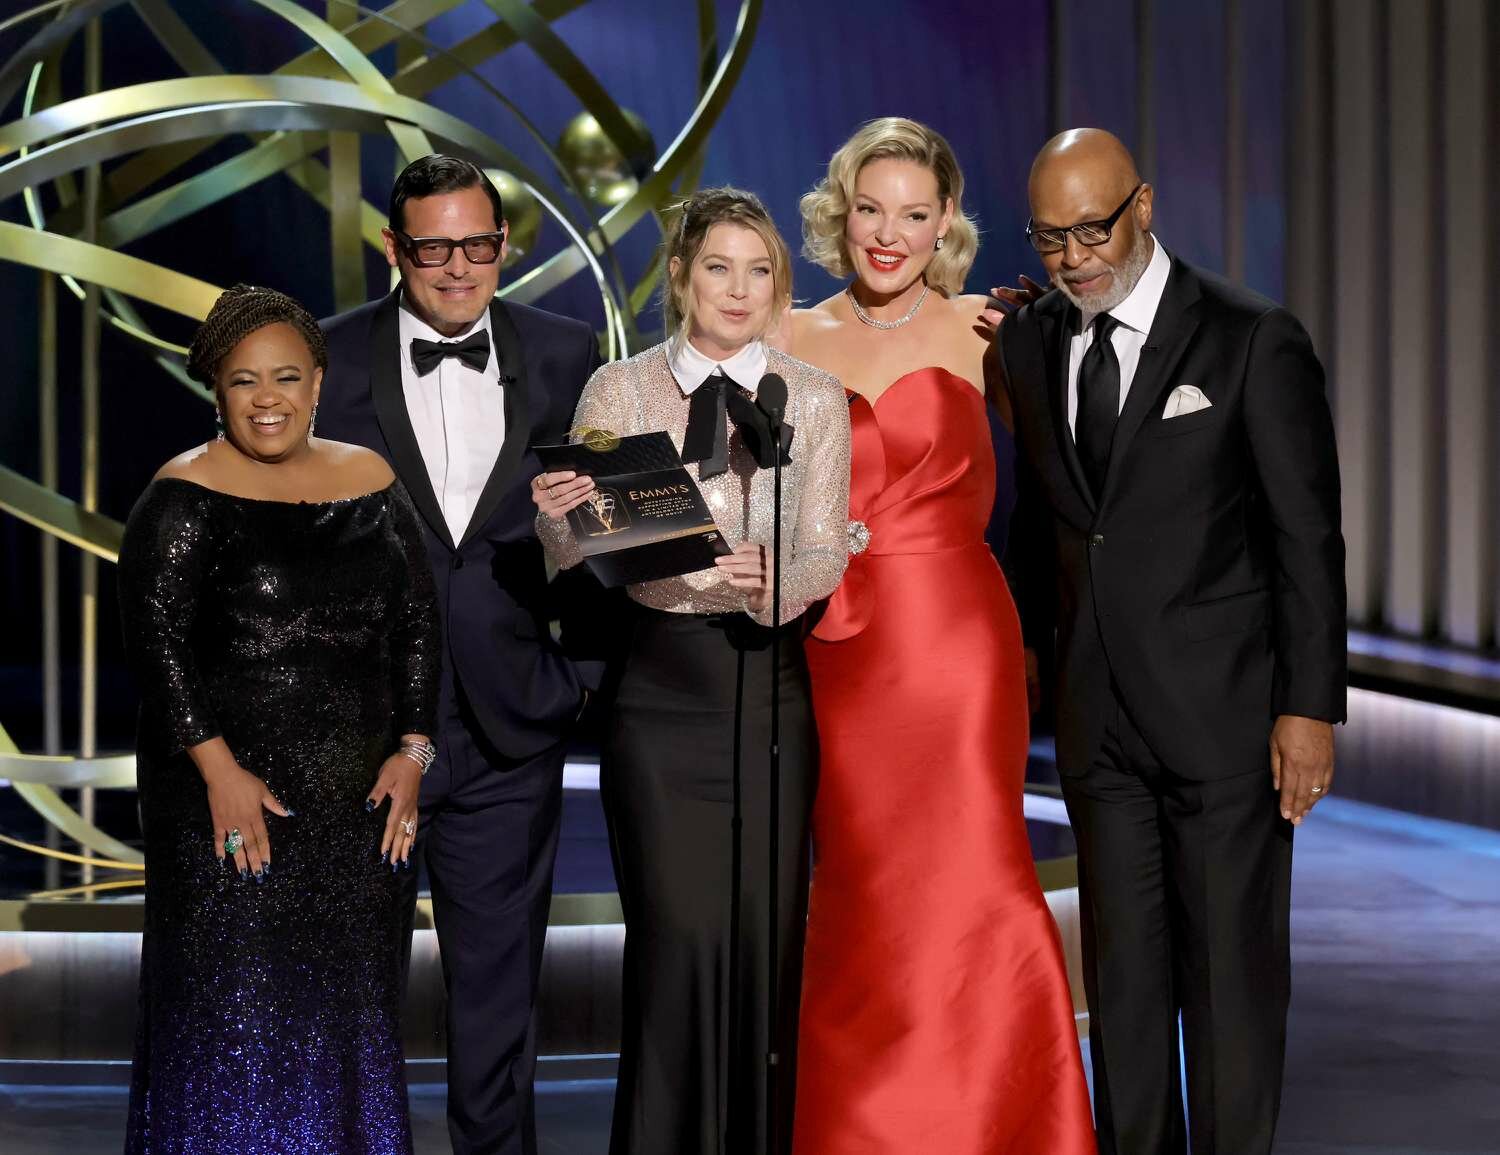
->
xmin=398 ymin=738 xmax=438 ymax=775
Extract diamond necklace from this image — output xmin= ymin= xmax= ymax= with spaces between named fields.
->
xmin=846 ymin=284 xmax=929 ymax=330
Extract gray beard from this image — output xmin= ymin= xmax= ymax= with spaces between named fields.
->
xmin=1055 ymin=230 xmax=1152 ymax=313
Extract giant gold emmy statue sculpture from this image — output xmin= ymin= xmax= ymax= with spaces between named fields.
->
xmin=0 ymin=0 xmax=759 ymax=917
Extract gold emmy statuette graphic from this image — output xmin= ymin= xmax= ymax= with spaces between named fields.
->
xmin=580 ymin=487 xmax=630 ymax=535
xmin=571 ymin=425 xmax=623 ymax=453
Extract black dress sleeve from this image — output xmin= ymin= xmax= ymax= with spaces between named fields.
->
xmin=385 ymin=481 xmax=441 ymax=737
xmin=117 ymin=479 xmax=222 ymax=755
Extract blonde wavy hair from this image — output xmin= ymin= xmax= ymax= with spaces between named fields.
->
xmin=800 ymin=117 xmax=978 ymax=296
xmin=660 ymin=187 xmax=793 ymax=342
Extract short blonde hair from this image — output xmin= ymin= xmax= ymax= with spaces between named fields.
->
xmin=661 ymin=187 xmax=793 ymax=341
xmin=800 ymin=117 xmax=978 ymax=296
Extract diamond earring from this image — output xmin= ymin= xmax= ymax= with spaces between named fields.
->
xmin=214 ymin=409 xmax=225 ymax=442
xmin=935 ymin=235 xmax=946 ymax=251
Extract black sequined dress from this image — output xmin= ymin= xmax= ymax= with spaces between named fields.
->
xmin=118 ymin=477 xmax=440 ymax=1154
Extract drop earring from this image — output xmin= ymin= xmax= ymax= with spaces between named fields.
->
xmin=309 ymin=403 xmax=318 ymax=438
xmin=214 ymin=408 xmax=225 ymax=442
xmin=934 ymin=235 xmax=946 ymax=251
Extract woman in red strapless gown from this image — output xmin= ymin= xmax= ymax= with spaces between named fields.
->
xmin=786 ymin=118 xmax=1094 ymax=1153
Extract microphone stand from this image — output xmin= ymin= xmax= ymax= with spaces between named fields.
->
xmin=764 ymin=401 xmax=784 ymax=1155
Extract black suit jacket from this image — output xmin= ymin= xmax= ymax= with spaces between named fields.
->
xmin=318 ymin=290 xmax=603 ymax=761
xmin=995 ymin=255 xmax=1346 ymax=781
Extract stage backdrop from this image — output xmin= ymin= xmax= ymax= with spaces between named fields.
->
xmin=1 ymin=0 xmax=1496 ymax=779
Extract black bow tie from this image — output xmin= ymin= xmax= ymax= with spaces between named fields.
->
xmin=410 ymin=330 xmax=491 ymax=376
xmin=681 ymin=373 xmax=793 ymax=480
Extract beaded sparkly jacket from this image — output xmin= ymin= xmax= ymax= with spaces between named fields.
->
xmin=537 ymin=343 xmax=851 ymax=626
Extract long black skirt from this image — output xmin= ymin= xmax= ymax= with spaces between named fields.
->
xmin=603 ymin=606 xmax=817 ymax=1155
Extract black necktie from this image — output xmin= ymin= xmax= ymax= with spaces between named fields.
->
xmin=1075 ymin=312 xmax=1121 ymax=497
xmin=410 ymin=330 xmax=491 ymax=376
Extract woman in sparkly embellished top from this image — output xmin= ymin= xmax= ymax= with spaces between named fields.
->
xmin=534 ymin=188 xmax=850 ymax=1154
xmin=117 ymin=285 xmax=440 ymax=1153
xmin=782 ymin=119 xmax=1096 ymax=1152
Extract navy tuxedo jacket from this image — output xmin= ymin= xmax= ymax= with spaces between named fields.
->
xmin=318 ymin=290 xmax=602 ymax=761
xmin=993 ymin=256 xmax=1347 ymax=781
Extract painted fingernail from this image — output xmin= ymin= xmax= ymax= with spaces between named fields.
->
xmin=240 ymin=867 xmax=251 ymax=881
xmin=364 ymin=799 xmax=376 ymax=813
xmin=255 ymin=869 xmax=266 ymax=884
xmin=261 ymin=862 xmax=272 ymax=876
xmin=391 ymin=861 xmax=400 ymax=873
xmin=381 ymin=851 xmax=389 ymax=864
xmin=284 ymin=807 xmax=297 ymax=818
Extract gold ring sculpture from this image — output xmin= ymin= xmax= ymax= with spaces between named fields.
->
xmin=0 ymin=0 xmax=763 ymax=880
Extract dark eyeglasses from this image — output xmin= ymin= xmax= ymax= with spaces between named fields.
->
xmin=1025 ymin=184 xmax=1144 ymax=255
xmin=395 ymin=230 xmax=504 ymax=268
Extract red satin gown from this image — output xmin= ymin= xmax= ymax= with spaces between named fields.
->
xmin=794 ymin=368 xmax=1095 ymax=1153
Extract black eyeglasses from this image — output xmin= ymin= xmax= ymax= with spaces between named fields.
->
xmin=395 ymin=230 xmax=504 ymax=268
xmin=1025 ymin=184 xmax=1144 ymax=255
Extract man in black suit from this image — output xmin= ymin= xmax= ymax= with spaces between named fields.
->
xmin=317 ymin=155 xmax=602 ymax=1155
xmin=989 ymin=129 xmax=1346 ymax=1154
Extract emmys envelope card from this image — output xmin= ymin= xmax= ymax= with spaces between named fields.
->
xmin=533 ymin=430 xmax=732 ymax=588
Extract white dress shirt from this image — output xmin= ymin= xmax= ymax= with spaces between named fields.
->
xmin=398 ymin=296 xmax=505 ymax=542
xmin=667 ymin=337 xmax=768 ymax=396
xmin=1066 ymin=235 xmax=1172 ymax=434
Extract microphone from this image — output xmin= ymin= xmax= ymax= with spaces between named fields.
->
xmin=756 ymin=372 xmax=788 ymax=426
xmin=754 ymin=368 xmax=789 ymax=1146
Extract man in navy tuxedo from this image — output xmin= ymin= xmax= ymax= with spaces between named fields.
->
xmin=318 ymin=154 xmax=602 ymax=1155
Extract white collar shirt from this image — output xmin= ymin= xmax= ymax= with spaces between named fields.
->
xmin=398 ymin=295 xmax=504 ymax=542
xmin=667 ymin=338 xmax=768 ymax=396
xmin=1066 ymin=235 xmax=1172 ymax=434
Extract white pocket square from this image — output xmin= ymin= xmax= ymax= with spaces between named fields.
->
xmin=1162 ymin=384 xmax=1213 ymax=419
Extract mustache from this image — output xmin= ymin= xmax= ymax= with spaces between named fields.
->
xmin=1059 ymin=265 xmax=1111 ymax=285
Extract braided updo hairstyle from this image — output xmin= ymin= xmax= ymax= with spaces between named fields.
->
xmin=187 ymin=283 xmax=328 ymax=386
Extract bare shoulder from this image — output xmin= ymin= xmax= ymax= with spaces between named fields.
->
xmin=792 ymin=293 xmax=846 ymax=332
xmin=770 ymin=348 xmax=844 ymax=401
xmin=152 ymin=443 xmax=219 ymax=482
xmin=789 ymin=298 xmax=849 ymax=367
xmin=950 ymin=292 xmax=996 ymax=318
xmin=316 ymin=439 xmax=396 ymax=491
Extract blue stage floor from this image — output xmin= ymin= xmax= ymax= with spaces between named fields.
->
xmin=2 ymin=796 xmax=1497 ymax=1152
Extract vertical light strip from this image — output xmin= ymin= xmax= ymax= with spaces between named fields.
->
xmin=1223 ymin=0 xmax=1245 ymax=283
xmin=328 ymin=1 xmax=364 ymax=312
xmin=1386 ymin=1 xmax=1438 ymax=635
xmin=1442 ymin=0 xmax=1496 ymax=647
xmin=39 ymin=269 xmax=61 ymax=892
xmin=1331 ymin=0 xmax=1387 ymax=624
xmin=78 ymin=15 xmax=104 ymax=886
xmin=1134 ymin=0 xmax=1154 ymax=180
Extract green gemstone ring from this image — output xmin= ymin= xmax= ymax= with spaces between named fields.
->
xmin=223 ymin=828 xmax=244 ymax=856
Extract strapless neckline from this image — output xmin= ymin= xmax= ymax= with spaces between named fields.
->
xmin=865 ymin=366 xmax=980 ymax=411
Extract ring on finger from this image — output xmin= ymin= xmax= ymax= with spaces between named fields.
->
xmin=1310 ymin=785 xmax=1324 ymax=794
xmin=399 ymin=817 xmax=416 ymax=837
xmin=223 ymin=828 xmax=243 ymax=856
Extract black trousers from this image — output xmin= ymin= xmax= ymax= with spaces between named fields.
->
xmin=1062 ymin=689 xmax=1293 ymax=1155
xmin=413 ymin=685 xmax=566 ymax=1155
xmin=604 ymin=607 xmax=816 ymax=1155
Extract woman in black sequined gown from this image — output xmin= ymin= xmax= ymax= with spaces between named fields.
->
xmin=117 ymin=286 xmax=440 ymax=1154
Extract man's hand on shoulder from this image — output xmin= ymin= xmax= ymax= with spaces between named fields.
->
xmin=978 ymin=274 xmax=1050 ymax=333
xmin=1270 ymin=714 xmax=1334 ymax=826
